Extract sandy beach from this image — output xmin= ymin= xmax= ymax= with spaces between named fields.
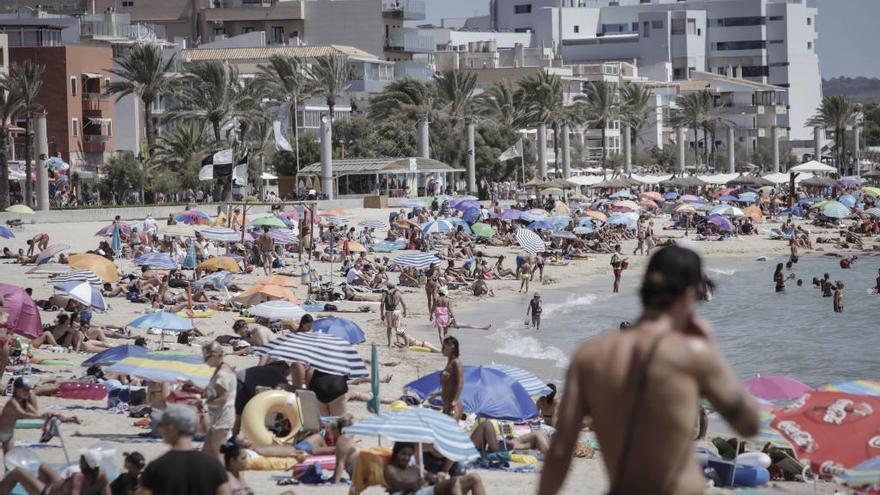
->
xmin=0 ymin=204 xmax=856 ymax=494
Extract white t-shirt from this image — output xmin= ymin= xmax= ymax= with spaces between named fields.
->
xmin=346 ymin=268 xmax=362 ymax=284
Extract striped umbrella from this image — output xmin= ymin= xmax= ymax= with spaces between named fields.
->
xmin=344 ymin=408 xmax=479 ymax=462
xmin=550 ymin=231 xmax=577 ymax=240
xmin=520 ymin=209 xmax=549 ymax=222
xmin=134 ymin=253 xmax=177 ymax=270
xmin=573 ymin=226 xmax=593 ymax=235
xmin=393 ymin=253 xmax=441 ymax=270
xmin=176 ymin=210 xmax=211 ymax=225
xmin=106 ymin=351 xmax=212 ymax=387
xmin=865 ymin=208 xmax=880 ymax=218
xmin=0 ymin=226 xmax=13 ymax=239
xmin=422 ymin=220 xmax=454 ymax=235
xmin=248 ymin=300 xmax=306 ymax=321
xmin=163 ymin=225 xmax=196 ymax=238
xmin=36 ymin=244 xmax=70 ymax=265
xmin=821 ymin=201 xmax=851 ymax=219
xmin=515 ymin=229 xmax=546 ymax=253
xmin=252 ymin=332 xmax=368 ymax=378
xmin=82 ymin=344 xmax=149 ymax=367
xmin=250 ymin=216 xmax=288 ymax=229
xmin=358 ymin=220 xmax=387 ymax=229
xmin=485 ymin=364 xmax=552 ymax=397
xmin=321 ymin=216 xmax=349 ymax=225
xmin=50 ymin=269 xmax=102 ymax=287
xmin=95 ymin=222 xmax=131 ymax=237
xmin=201 ymin=226 xmax=240 ymax=243
xmin=268 ymin=228 xmax=298 ymax=245
xmin=53 ymin=280 xmax=107 ymax=311
xmin=819 ymin=380 xmax=880 ymax=396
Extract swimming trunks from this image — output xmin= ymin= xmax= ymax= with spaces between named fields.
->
xmin=308 ymin=370 xmax=348 ymax=404
xmin=0 ymin=431 xmax=12 ymax=443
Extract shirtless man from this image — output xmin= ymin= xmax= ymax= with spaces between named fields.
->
xmin=26 ymin=233 xmax=49 ymax=257
xmin=385 ymin=442 xmax=485 ymax=495
xmin=257 ymin=226 xmax=274 ymax=276
xmin=517 ymin=259 xmax=532 ymax=293
xmin=233 ymin=320 xmax=275 ymax=364
xmin=538 ymin=246 xmax=759 ymax=495
xmin=380 ymin=282 xmax=407 ymax=347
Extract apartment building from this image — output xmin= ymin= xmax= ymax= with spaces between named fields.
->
xmin=485 ymin=0 xmax=821 ymax=140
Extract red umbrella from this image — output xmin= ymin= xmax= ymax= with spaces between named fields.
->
xmin=771 ymin=391 xmax=880 ymax=478
xmin=0 ymin=284 xmax=43 ymax=339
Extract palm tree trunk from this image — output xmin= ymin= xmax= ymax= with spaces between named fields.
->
xmin=692 ymin=126 xmax=699 ymax=165
xmin=144 ymin=98 xmax=155 ymax=152
xmin=24 ymin=116 xmax=32 ymax=207
xmin=601 ymin=123 xmax=607 ymax=167
xmin=0 ymin=130 xmax=8 ymax=209
xmin=552 ymin=122 xmax=560 ymax=176
xmin=212 ymin=119 xmax=221 ymax=142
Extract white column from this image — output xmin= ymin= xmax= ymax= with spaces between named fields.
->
xmin=676 ymin=127 xmax=686 ymax=173
xmin=537 ymin=122 xmax=547 ymax=179
xmin=35 ymin=112 xmax=49 ymax=211
xmin=418 ymin=117 xmax=430 ymax=159
xmin=623 ymin=124 xmax=632 ymax=174
xmin=320 ymin=115 xmax=333 ymax=200
xmin=854 ymin=125 xmax=862 ymax=176
xmin=813 ymin=126 xmax=824 ymax=162
xmin=727 ymin=125 xmax=736 ymax=174
xmin=466 ymin=118 xmax=476 ymax=194
xmin=562 ymin=123 xmax=571 ymax=179
xmin=771 ymin=126 xmax=780 ymax=173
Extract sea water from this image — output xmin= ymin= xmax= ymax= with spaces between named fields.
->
xmin=418 ymin=254 xmax=880 ymax=388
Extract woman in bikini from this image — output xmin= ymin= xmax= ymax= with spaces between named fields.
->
xmin=430 ymin=287 xmax=454 ymax=345
xmin=536 ymin=384 xmax=558 ymax=426
xmin=428 ymin=337 xmax=464 ymax=421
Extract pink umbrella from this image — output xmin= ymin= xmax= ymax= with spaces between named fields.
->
xmin=0 ymin=284 xmax=43 ymax=339
xmin=280 ymin=209 xmax=299 ymax=220
xmin=746 ymin=375 xmax=813 ymax=401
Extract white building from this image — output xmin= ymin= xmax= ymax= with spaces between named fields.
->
xmin=485 ymin=0 xmax=821 ymax=140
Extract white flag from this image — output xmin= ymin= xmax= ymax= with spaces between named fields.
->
xmin=232 ymin=163 xmax=248 ymax=185
xmin=198 ymin=165 xmax=214 ymax=181
xmin=499 ymin=140 xmax=522 ymax=161
xmin=274 ymin=104 xmax=293 ymax=152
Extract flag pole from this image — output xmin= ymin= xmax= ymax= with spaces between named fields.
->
xmin=520 ymin=139 xmax=526 ymax=184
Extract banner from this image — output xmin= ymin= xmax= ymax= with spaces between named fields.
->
xmin=499 ymin=140 xmax=522 ymax=161
xmin=274 ymin=104 xmax=293 ymax=152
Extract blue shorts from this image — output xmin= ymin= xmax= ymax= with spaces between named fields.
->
xmin=294 ymin=440 xmax=313 ymax=455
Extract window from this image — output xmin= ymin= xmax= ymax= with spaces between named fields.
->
xmin=714 ymin=16 xmax=765 ymax=27
xmin=271 ymin=26 xmax=284 ymax=44
xmin=121 ymin=0 xmax=134 ymax=6
xmin=632 ymin=22 xmax=639 ymax=31
xmin=514 ymin=4 xmax=532 ymax=14
xmin=769 ymin=16 xmax=784 ymax=21
xmin=807 ymin=16 xmax=812 ymax=26
xmin=807 ymin=41 xmax=812 ymax=50
xmin=671 ymin=19 xmax=696 ymax=35
xmin=213 ymin=27 xmax=224 ymax=35
xmin=71 ymin=118 xmax=78 ymax=137
xmin=651 ymin=20 xmax=663 ymax=29
xmin=643 ymin=21 xmax=650 ymax=37
xmin=107 ymin=120 xmax=112 ymax=138
xmin=714 ymin=40 xmax=766 ymax=51
xmin=740 ymin=65 xmax=769 ymax=77
xmin=673 ymin=67 xmax=685 ymax=79
xmin=241 ymin=27 xmax=255 ymax=34
xmin=573 ymin=25 xmax=579 ymax=33
xmin=70 ymin=76 xmax=76 ymax=97
xmin=687 ymin=18 xmax=696 ymax=34
xmin=769 ymin=39 xmax=784 ymax=44
xmin=671 ymin=18 xmax=685 ymax=35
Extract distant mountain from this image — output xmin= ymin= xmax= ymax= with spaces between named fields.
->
xmin=823 ymin=77 xmax=880 ymax=103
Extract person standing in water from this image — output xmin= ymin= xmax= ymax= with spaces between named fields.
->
xmin=833 ymin=281 xmax=844 ymax=313
xmin=527 ymin=293 xmax=543 ymax=331
xmin=538 ymin=246 xmax=759 ymax=495
xmin=773 ymin=263 xmax=785 ymax=293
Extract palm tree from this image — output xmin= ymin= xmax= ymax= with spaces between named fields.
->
xmin=0 ymin=85 xmax=24 ymax=208
xmin=432 ymin=69 xmax=477 ymax=119
xmin=475 ymin=80 xmax=525 ymax=128
xmin=808 ymin=95 xmax=857 ymax=173
xmin=618 ymin=82 xmax=653 ymax=161
xmin=168 ymin=61 xmax=257 ymax=142
xmin=3 ymin=61 xmax=44 ymax=206
xmin=152 ymin=121 xmax=209 ymax=173
xmin=256 ymin=55 xmax=310 ymax=165
xmin=307 ymin=55 xmax=351 ymax=120
xmin=108 ymin=43 xmax=176 ymax=153
xmin=368 ymin=77 xmax=433 ymax=121
xmin=669 ymin=90 xmax=714 ymax=167
xmin=517 ymin=72 xmax=568 ymax=176
xmin=575 ymin=81 xmax=620 ymax=168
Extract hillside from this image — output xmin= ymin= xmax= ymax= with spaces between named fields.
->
xmin=823 ymin=77 xmax=880 ymax=103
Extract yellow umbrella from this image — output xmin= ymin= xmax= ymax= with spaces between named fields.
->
xmin=863 ymin=187 xmax=880 ymax=197
xmin=68 ymin=253 xmax=119 ymax=282
xmin=742 ymin=206 xmax=764 ymax=224
xmin=676 ymin=204 xmax=696 ymax=214
xmin=197 ymin=256 xmax=241 ymax=273
xmin=211 ymin=212 xmax=228 ymax=227
xmin=554 ymin=202 xmax=571 ymax=214
xmin=257 ymin=275 xmax=298 ymax=288
xmin=337 ymin=240 xmax=366 ymax=253
xmin=5 ymin=204 xmax=34 ymax=215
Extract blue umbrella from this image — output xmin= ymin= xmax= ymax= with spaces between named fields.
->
xmin=578 ymin=217 xmax=594 ymax=227
xmin=404 ymin=366 xmax=539 ymax=421
xmin=0 ymin=226 xmax=14 ymax=239
xmin=838 ymin=194 xmax=857 ymax=208
xmin=663 ymin=192 xmax=679 ymax=200
xmin=344 ymin=408 xmax=479 ymax=462
xmin=528 ymin=220 xmax=555 ymax=231
xmin=372 ymin=241 xmax=407 ymax=252
xmin=134 ymin=253 xmax=177 ymax=270
xmin=110 ymin=224 xmax=121 ymax=253
xmin=548 ymin=215 xmax=572 ymax=229
xmin=312 ymin=316 xmax=365 ymax=344
xmin=83 ymin=344 xmax=149 ymax=367
xmin=606 ymin=214 xmax=637 ymax=229
xmin=127 ymin=312 xmax=194 ymax=331
xmin=485 ymin=364 xmax=552 ymax=397
xmin=452 ymin=199 xmax=481 ymax=212
xmin=737 ymin=192 xmax=758 ymax=203
xmin=447 ymin=217 xmax=473 ymax=235
xmin=719 ymin=194 xmax=739 ymax=202
xmin=462 ymin=206 xmax=481 ymax=224
xmin=822 ymin=201 xmax=851 ymax=219
xmin=500 ymin=209 xmax=522 ymax=221
xmin=275 ymin=215 xmax=296 ymax=228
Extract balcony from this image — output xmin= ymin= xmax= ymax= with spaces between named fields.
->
xmin=82 ymin=94 xmax=112 ymax=112
xmin=81 ymin=135 xmax=110 ymax=153
xmin=386 ymin=28 xmax=433 ymax=53
xmin=80 ymin=21 xmax=167 ymax=41
xmin=383 ymin=0 xmax=426 ymax=21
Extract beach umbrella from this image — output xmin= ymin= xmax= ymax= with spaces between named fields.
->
xmin=337 ymin=240 xmax=367 ymax=253
xmin=321 ymin=215 xmax=349 ymax=225
xmin=6 ymin=204 xmax=34 ymax=215
xmin=250 ymin=216 xmax=287 ymax=229
xmin=393 ymin=253 xmax=441 ymax=270
xmin=248 ymin=300 xmax=306 ymax=321
xmin=737 ymin=192 xmax=758 ymax=203
xmin=554 ymin=202 xmax=571 ymax=214
xmin=344 ymin=408 xmax=479 ymax=462
xmin=606 ymin=214 xmax=637 ymax=229
xmin=771 ymin=391 xmax=880 ymax=476
xmin=53 ymin=280 xmax=106 ymax=311
xmin=675 ymin=204 xmax=697 ymax=214
xmin=810 ymin=200 xmax=833 ymax=210
xmin=708 ymin=205 xmax=744 ymax=217
xmin=515 ymin=229 xmax=546 ymax=254
xmin=134 ymin=253 xmax=177 ymax=270
xmin=663 ymin=192 xmax=679 ymax=200
xmin=470 ymin=223 xmax=495 ymax=238
xmin=312 ymin=316 xmax=365 ymax=344
xmin=35 ymin=244 xmax=70 ymax=265
xmin=0 ymin=226 xmax=13 ymax=239
xmin=274 ymin=215 xmax=296 ymax=228
xmin=319 ymin=208 xmax=346 ymax=217
xmin=719 ymin=194 xmax=739 ymax=202
xmin=862 ymin=186 xmax=880 ymax=197
xmin=94 ymin=222 xmax=131 ymax=237
xmin=50 ymin=269 xmax=102 ymax=287
xmin=422 ymin=220 xmax=454 ymax=235
xmin=452 ymin=200 xmax=481 ymax=212
xmin=541 ymin=187 xmax=564 ymax=197
xmin=819 ymin=380 xmax=880 ymax=396
xmin=446 ymin=217 xmax=472 ymax=233
xmin=253 ymin=332 xmax=368 ymax=378
xmin=838 ymin=194 xmax=857 ymax=209
xmin=404 ymin=366 xmax=539 ymax=421
xmin=742 ymin=206 xmax=764 ymax=223
xmin=266 ymin=228 xmax=297 ymax=245
xmin=640 ymin=191 xmax=663 ymax=201
xmin=106 ymin=351 xmax=212 ymax=387
xmin=198 ymin=256 xmax=240 ymax=274
xmin=680 ymin=194 xmax=705 ymax=203
xmin=358 ymin=220 xmax=387 ymax=230
xmin=83 ymin=344 xmax=149 ymax=367
xmin=520 ymin=209 xmax=549 ymax=222
xmin=201 ymin=227 xmax=240 ymax=243
xmin=746 ymin=375 xmax=812 ymax=401
xmin=127 ymin=312 xmax=194 ymax=331
xmin=550 ymin=231 xmax=577 ymax=240
xmin=609 ymin=190 xmax=634 ymax=199
xmin=371 ymin=241 xmax=406 ymax=252
xmin=256 ymin=275 xmax=298 ymax=288
xmin=865 ymin=208 xmax=880 ymax=218
xmin=485 ymin=364 xmax=553 ymax=397
xmin=838 ymin=456 xmax=880 ymax=487
xmin=639 ymin=198 xmax=659 ymax=209
xmin=233 ymin=284 xmax=298 ymax=305
xmin=548 ymin=215 xmax=572 ymax=229
xmin=822 ymin=201 xmax=851 ymax=219
xmin=499 ymin=209 xmax=522 ymax=221
xmin=583 ymin=210 xmax=607 ymax=222
xmin=193 ymin=271 xmax=233 ymax=291
xmin=573 ymin=226 xmax=593 ymax=235
xmin=462 ymin=206 xmax=481 ymax=224
xmin=0 ymin=284 xmax=42 ymax=339
xmin=68 ymin=254 xmax=119 ymax=282
xmin=175 ymin=210 xmax=210 ymax=225
xmin=528 ymin=220 xmax=555 ymax=231
xmin=611 ymin=200 xmax=639 ymax=212
xmin=707 ymin=215 xmax=733 ymax=232
xmin=163 ymin=225 xmax=196 ymax=238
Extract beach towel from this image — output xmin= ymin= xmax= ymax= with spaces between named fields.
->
xmin=351 ymin=447 xmax=391 ymax=493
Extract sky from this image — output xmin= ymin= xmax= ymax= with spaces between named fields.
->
xmin=423 ymin=0 xmax=880 ymax=79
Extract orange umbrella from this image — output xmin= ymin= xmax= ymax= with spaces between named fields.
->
xmin=337 ymin=240 xmax=367 ymax=252
xmin=68 ymin=253 xmax=119 ymax=283
xmin=584 ymin=210 xmax=607 ymax=222
xmin=640 ymin=191 xmax=663 ymax=202
xmin=233 ymin=284 xmax=299 ymax=305
xmin=742 ymin=206 xmax=764 ymax=224
xmin=197 ymin=256 xmax=241 ymax=273
xmin=319 ymin=208 xmax=346 ymax=217
xmin=257 ymin=275 xmax=298 ymax=288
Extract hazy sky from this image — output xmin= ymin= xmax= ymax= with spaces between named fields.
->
xmin=424 ymin=0 xmax=880 ymax=78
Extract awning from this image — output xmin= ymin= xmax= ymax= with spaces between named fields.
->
xmin=299 ymin=157 xmax=463 ymax=176
xmin=87 ymin=117 xmax=112 ymax=125
xmin=81 ymin=72 xmax=103 ymax=79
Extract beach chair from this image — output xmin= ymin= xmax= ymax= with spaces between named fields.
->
xmin=295 ymin=390 xmax=322 ymax=435
xmin=6 ymin=219 xmax=23 ymax=228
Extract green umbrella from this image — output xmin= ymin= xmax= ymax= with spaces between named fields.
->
xmin=471 ymin=223 xmax=496 ymax=238
xmin=367 ymin=343 xmax=380 ymax=415
xmin=250 ymin=216 xmax=287 ymax=228
xmin=541 ymin=187 xmax=564 ymax=197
